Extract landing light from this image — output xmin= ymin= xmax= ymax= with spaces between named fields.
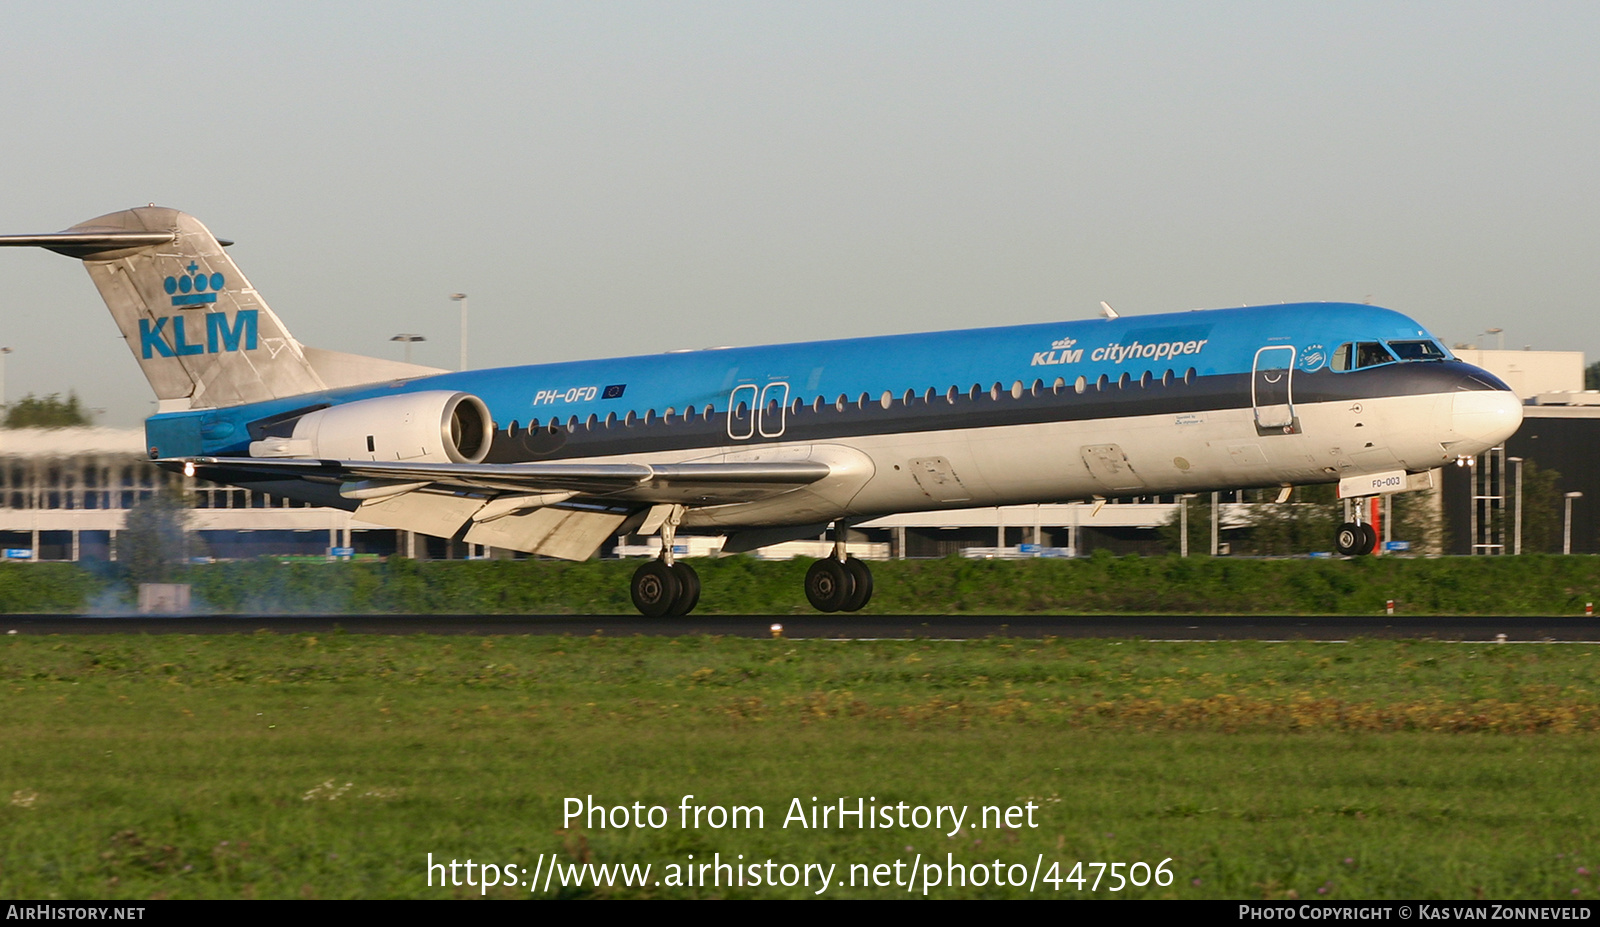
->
xmin=183 ymin=460 xmax=195 ymax=477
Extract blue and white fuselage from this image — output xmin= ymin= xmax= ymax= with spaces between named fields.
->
xmin=140 ymin=301 xmax=1521 ymax=533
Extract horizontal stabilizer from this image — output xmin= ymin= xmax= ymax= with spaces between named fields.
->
xmin=0 ymin=229 xmax=177 ymax=259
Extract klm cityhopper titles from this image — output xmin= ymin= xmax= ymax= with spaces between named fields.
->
xmin=0 ymin=207 xmax=1523 ymax=616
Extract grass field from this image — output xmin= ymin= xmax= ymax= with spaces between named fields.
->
xmin=3 ymin=632 xmax=1598 ymax=899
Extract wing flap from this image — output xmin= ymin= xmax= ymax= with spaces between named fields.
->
xmin=355 ymin=491 xmax=486 ymax=539
xmin=463 ymin=507 xmax=629 ymax=560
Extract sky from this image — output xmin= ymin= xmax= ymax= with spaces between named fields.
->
xmin=1 ymin=1 xmax=1596 ymax=425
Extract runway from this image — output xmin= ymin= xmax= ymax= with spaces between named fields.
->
xmin=6 ymin=613 xmax=1600 ymax=641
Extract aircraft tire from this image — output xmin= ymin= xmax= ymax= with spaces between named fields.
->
xmin=669 ymin=560 xmax=701 ymax=616
xmin=631 ymin=560 xmax=683 ymax=618
xmin=804 ymin=558 xmax=856 ymax=613
xmin=1335 ymin=522 xmax=1371 ymax=557
xmin=840 ymin=556 xmax=873 ymax=612
xmin=1360 ymin=523 xmax=1378 ymax=555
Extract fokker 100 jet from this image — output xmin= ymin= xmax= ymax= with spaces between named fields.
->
xmin=0 ymin=207 xmax=1523 ymax=615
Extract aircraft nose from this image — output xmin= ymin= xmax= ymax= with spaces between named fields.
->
xmin=1450 ymin=386 xmax=1523 ymax=452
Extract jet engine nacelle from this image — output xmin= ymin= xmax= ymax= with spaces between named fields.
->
xmin=248 ymin=390 xmax=493 ymax=463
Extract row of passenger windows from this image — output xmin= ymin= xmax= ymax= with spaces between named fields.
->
xmin=501 ymin=366 xmax=1201 ymax=437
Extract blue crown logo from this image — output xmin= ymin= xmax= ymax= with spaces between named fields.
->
xmin=164 ymin=262 xmax=225 ymax=306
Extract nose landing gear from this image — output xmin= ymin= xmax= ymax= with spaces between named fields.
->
xmin=1335 ymin=519 xmax=1376 ymax=557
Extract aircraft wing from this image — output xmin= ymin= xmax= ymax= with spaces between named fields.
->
xmin=181 ymin=455 xmax=838 ymax=561
xmin=184 ymin=456 xmax=833 ymax=506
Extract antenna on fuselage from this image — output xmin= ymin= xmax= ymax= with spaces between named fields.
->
xmin=1099 ymin=301 xmax=1119 ymax=319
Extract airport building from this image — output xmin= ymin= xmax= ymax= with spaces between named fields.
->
xmin=0 ymin=428 xmax=399 ymax=562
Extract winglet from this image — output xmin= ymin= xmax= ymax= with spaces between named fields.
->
xmin=1100 ymin=301 xmax=1120 ymax=320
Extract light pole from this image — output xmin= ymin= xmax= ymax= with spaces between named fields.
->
xmin=450 ymin=293 xmax=468 ymax=370
xmin=0 ymin=347 xmax=11 ymax=411
xmin=1484 ymin=327 xmax=1504 ymax=351
xmin=1564 ymin=491 xmax=1583 ymax=555
xmin=1210 ymin=491 xmax=1220 ymax=556
xmin=1509 ymin=457 xmax=1523 ymax=555
xmin=390 ymin=333 xmax=425 ymax=364
xmin=1179 ymin=494 xmax=1190 ymax=557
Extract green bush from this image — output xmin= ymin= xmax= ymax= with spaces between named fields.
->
xmin=8 ymin=554 xmax=1600 ymax=615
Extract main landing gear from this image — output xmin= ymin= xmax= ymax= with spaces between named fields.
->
xmin=630 ymin=558 xmax=701 ymax=618
xmin=804 ymin=523 xmax=874 ymax=613
xmin=1335 ymin=517 xmax=1377 ymax=557
xmin=627 ymin=513 xmax=874 ymax=616
xmin=630 ymin=505 xmax=701 ymax=617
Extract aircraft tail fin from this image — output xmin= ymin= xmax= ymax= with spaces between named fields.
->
xmin=0 ymin=206 xmax=442 ymax=409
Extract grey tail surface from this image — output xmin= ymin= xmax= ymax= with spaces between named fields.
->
xmin=0 ymin=206 xmax=443 ymax=410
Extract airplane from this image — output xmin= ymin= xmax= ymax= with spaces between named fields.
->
xmin=0 ymin=206 xmax=1524 ymax=615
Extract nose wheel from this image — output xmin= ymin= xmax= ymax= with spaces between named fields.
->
xmin=1335 ymin=521 xmax=1376 ymax=557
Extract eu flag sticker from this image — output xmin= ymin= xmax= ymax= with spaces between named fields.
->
xmin=602 ymin=384 xmax=627 ymax=400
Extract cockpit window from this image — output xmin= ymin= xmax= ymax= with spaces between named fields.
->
xmin=1355 ymin=342 xmax=1395 ymax=368
xmin=1386 ymin=339 xmax=1446 ymax=361
xmin=1331 ymin=343 xmax=1352 ymax=372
